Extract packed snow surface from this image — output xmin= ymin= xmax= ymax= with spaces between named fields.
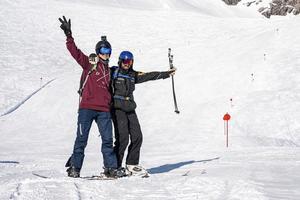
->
xmin=0 ymin=0 xmax=300 ymax=199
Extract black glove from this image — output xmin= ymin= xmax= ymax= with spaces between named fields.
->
xmin=58 ymin=16 xmax=72 ymax=37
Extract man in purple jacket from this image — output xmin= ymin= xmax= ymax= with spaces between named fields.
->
xmin=59 ymin=16 xmax=124 ymax=178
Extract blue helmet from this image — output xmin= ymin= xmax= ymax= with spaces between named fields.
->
xmin=118 ymin=51 xmax=134 ymax=67
xmin=119 ymin=51 xmax=134 ymax=60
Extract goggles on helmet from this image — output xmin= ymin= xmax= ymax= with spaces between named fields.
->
xmin=97 ymin=47 xmax=112 ymax=55
xmin=121 ymin=59 xmax=133 ymax=65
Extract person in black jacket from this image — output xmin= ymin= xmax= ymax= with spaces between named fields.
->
xmin=110 ymin=51 xmax=176 ymax=176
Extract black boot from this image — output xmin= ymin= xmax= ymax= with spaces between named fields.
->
xmin=103 ymin=167 xmax=126 ymax=178
xmin=66 ymin=166 xmax=80 ymax=178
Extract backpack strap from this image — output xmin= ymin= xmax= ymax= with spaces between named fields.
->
xmin=78 ymin=54 xmax=98 ymax=97
xmin=110 ymin=66 xmax=119 ymax=95
xmin=111 ymin=66 xmax=120 ymax=80
xmin=78 ymin=63 xmax=97 ymax=96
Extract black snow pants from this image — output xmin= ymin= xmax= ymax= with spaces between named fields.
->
xmin=112 ymin=109 xmax=143 ymax=168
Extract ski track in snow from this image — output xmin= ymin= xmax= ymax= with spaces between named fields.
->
xmin=73 ymin=183 xmax=82 ymax=200
xmin=0 ymin=79 xmax=55 ymax=117
xmin=1 ymin=159 xmax=300 ymax=200
xmin=9 ymin=183 xmax=22 ymax=200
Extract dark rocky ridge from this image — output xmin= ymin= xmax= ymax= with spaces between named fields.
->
xmin=223 ymin=0 xmax=300 ymax=17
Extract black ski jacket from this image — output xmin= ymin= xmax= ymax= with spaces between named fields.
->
xmin=110 ymin=66 xmax=171 ymax=112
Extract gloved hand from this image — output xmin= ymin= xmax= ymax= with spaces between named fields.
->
xmin=58 ymin=16 xmax=72 ymax=37
xmin=168 ymin=67 xmax=177 ymax=76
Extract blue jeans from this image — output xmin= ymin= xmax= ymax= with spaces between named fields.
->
xmin=70 ymin=109 xmax=117 ymax=170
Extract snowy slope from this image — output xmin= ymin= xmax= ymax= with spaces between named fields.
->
xmin=1 ymin=0 xmax=300 ymax=199
xmin=59 ymin=0 xmax=259 ymax=17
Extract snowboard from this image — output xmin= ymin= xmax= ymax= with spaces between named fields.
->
xmin=32 ymin=170 xmax=150 ymax=180
xmin=80 ymin=174 xmax=116 ymax=180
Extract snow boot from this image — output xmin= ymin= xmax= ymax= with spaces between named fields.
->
xmin=126 ymin=165 xmax=148 ymax=176
xmin=66 ymin=166 xmax=80 ymax=178
xmin=103 ymin=167 xmax=126 ymax=178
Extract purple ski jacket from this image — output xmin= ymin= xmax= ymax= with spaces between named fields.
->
xmin=66 ymin=36 xmax=111 ymax=112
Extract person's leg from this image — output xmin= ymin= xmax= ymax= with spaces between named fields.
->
xmin=112 ymin=109 xmax=130 ymax=168
xmin=95 ymin=111 xmax=117 ymax=169
xmin=71 ymin=109 xmax=94 ymax=171
xmin=126 ymin=111 xmax=143 ymax=165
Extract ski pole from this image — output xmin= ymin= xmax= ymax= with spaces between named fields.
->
xmin=168 ymin=48 xmax=180 ymax=114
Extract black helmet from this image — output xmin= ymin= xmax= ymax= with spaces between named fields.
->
xmin=95 ymin=36 xmax=112 ymax=55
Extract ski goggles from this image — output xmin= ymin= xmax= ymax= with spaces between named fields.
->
xmin=97 ymin=47 xmax=112 ymax=55
xmin=121 ymin=59 xmax=133 ymax=65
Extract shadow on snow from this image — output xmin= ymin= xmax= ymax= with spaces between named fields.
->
xmin=148 ymin=157 xmax=220 ymax=174
xmin=0 ymin=161 xmax=20 ymax=164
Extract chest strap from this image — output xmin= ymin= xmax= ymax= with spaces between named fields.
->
xmin=116 ymin=73 xmax=135 ymax=81
xmin=113 ymin=95 xmax=130 ymax=101
xmin=112 ymin=67 xmax=135 ymax=81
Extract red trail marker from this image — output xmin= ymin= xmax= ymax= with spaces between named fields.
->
xmin=223 ymin=113 xmax=231 ymax=147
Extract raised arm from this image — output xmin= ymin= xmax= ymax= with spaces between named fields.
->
xmin=135 ymin=68 xmax=176 ymax=84
xmin=66 ymin=36 xmax=89 ymax=69
xmin=59 ymin=16 xmax=89 ymax=69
